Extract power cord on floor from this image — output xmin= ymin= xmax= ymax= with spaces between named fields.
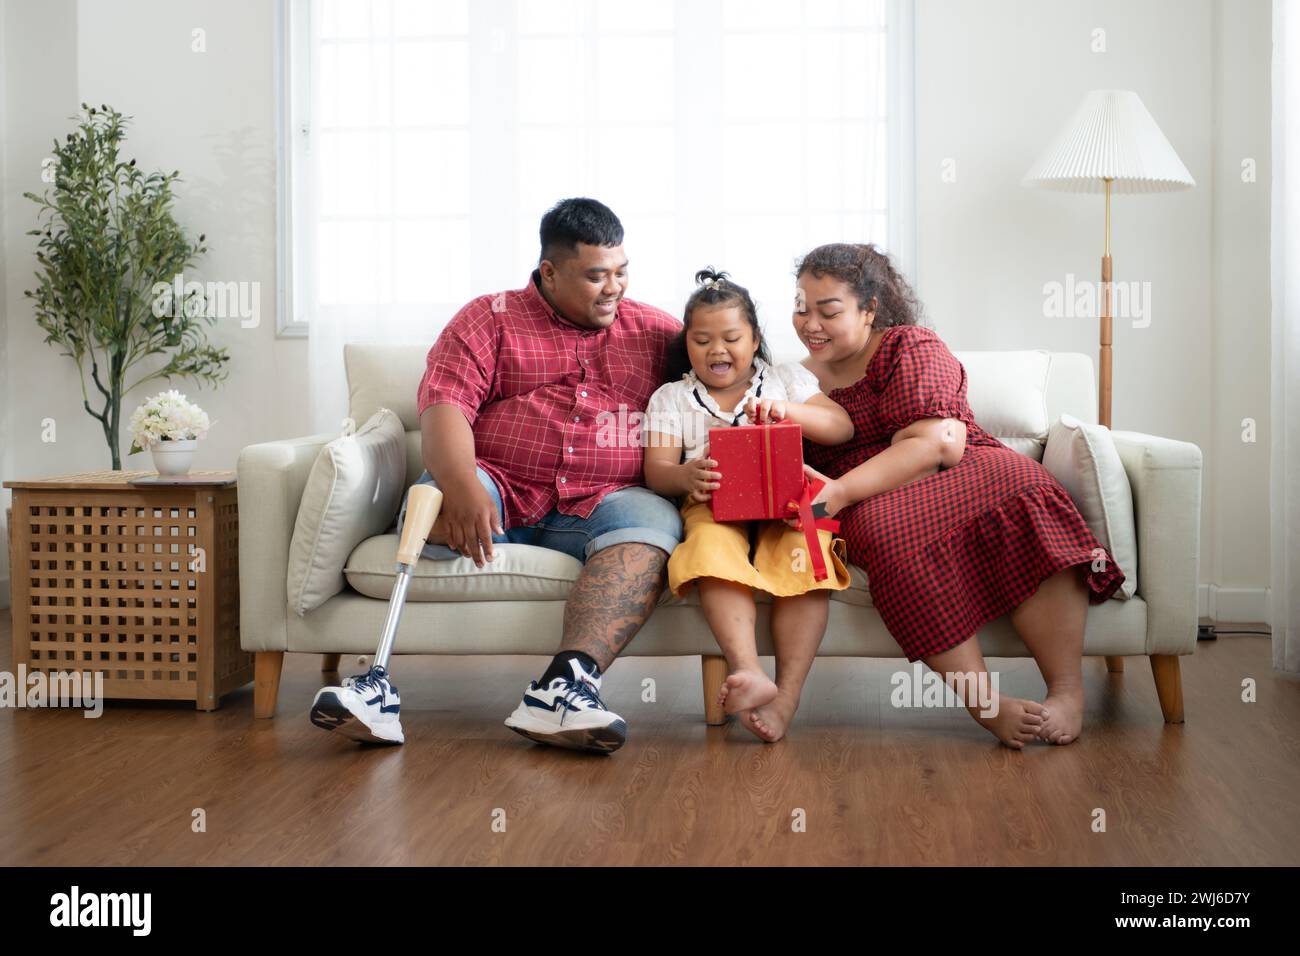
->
xmin=1198 ymin=624 xmax=1272 ymax=640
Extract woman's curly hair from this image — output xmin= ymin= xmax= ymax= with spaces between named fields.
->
xmin=794 ymin=243 xmax=922 ymax=328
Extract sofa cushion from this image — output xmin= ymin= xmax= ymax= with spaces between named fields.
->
xmin=345 ymin=537 xmax=585 ymax=602
xmin=954 ymin=350 xmax=1051 ymax=460
xmin=838 ymin=563 xmax=873 ymax=607
xmin=1042 ymin=413 xmax=1138 ymax=599
xmin=993 ymin=436 xmax=1046 ymax=460
xmin=345 ymin=535 xmax=874 ymax=607
xmin=346 ymin=344 xmax=427 ymax=431
xmin=287 ymin=408 xmax=407 ymax=615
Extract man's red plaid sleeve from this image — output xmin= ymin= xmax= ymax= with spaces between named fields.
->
xmin=416 ymin=301 xmax=498 ymax=424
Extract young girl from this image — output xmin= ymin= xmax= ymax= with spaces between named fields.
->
xmin=644 ymin=269 xmax=854 ymax=742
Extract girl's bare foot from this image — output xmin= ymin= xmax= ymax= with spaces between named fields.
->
xmin=1038 ymin=682 xmax=1084 ymax=745
xmin=968 ymin=694 xmax=1046 ymax=749
xmin=719 ymin=669 xmax=779 ymax=715
xmin=730 ymin=707 xmax=759 ymax=740
xmin=747 ymin=690 xmax=799 ymax=742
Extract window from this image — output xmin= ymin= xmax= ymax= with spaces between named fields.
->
xmin=280 ymin=0 xmax=915 ymax=364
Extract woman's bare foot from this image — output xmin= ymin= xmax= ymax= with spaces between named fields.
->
xmin=719 ymin=669 xmax=779 ymax=715
xmin=747 ymin=690 xmax=800 ymax=742
xmin=1038 ymin=682 xmax=1084 ymax=745
xmin=967 ymin=694 xmax=1046 ymax=749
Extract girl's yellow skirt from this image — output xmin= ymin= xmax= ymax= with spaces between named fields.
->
xmin=667 ymin=497 xmax=851 ymax=599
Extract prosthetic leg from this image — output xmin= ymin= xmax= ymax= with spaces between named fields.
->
xmin=309 ymin=484 xmax=444 ymax=744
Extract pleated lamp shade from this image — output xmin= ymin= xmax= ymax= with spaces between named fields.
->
xmin=1023 ymin=89 xmax=1195 ymax=193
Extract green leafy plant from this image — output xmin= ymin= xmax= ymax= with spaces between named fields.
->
xmin=23 ymin=104 xmax=229 ymax=470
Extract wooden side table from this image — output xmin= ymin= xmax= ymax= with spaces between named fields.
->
xmin=4 ymin=470 xmax=250 ymax=710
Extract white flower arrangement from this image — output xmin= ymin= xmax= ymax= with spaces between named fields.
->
xmin=128 ymin=390 xmax=211 ymax=455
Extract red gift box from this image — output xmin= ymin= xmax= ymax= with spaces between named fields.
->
xmin=708 ymin=422 xmax=805 ymax=522
xmin=708 ymin=422 xmax=842 ymax=582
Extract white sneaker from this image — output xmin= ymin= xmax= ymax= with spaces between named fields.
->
xmin=504 ymin=657 xmax=627 ymax=754
xmin=310 ymin=665 xmax=404 ymax=745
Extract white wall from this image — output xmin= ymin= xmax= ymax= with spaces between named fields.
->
xmin=0 ymin=0 xmax=1275 ymax=617
xmin=0 ymin=0 xmax=8 ymax=607
xmin=1211 ymin=0 xmax=1272 ymax=620
xmin=1 ymin=0 xmax=83 ymax=610
xmin=915 ymin=0 xmax=1272 ymax=621
xmin=0 ymin=0 xmax=309 ymax=607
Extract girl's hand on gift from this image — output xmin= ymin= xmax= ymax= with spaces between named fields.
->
xmin=744 ymin=396 xmax=787 ymax=425
xmin=784 ymin=464 xmax=843 ymax=528
xmin=684 ymin=444 xmax=722 ymax=502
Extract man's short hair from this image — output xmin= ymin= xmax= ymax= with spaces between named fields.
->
xmin=539 ymin=198 xmax=624 ymax=264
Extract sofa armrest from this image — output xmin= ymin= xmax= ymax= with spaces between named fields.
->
xmin=237 ymin=433 xmax=336 ymax=652
xmin=1110 ymin=430 xmax=1203 ymax=656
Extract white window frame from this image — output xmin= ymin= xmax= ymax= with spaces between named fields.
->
xmin=275 ymin=0 xmax=917 ymax=338
xmin=276 ymin=0 xmax=309 ymax=336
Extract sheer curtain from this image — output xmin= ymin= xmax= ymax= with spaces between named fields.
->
xmin=1272 ymin=0 xmax=1300 ymax=673
xmin=287 ymin=0 xmax=914 ymax=432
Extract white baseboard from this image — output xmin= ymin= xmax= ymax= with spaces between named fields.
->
xmin=1199 ymin=584 xmax=1271 ymax=625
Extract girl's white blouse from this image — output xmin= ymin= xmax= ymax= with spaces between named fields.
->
xmin=644 ymin=356 xmax=823 ymax=462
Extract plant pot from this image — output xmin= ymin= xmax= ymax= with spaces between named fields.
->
xmin=150 ymin=439 xmax=197 ymax=476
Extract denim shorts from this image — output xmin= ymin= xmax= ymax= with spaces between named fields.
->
xmin=395 ymin=466 xmax=683 ymax=563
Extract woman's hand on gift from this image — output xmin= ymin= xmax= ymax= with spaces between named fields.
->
xmin=784 ymin=464 xmax=843 ymax=528
xmin=744 ymin=396 xmax=787 ymax=425
xmin=683 ymin=445 xmax=722 ymax=502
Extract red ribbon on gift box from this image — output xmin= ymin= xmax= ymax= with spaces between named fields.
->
xmin=710 ymin=422 xmax=839 ymax=580
xmin=759 ymin=423 xmax=776 ymax=517
xmin=790 ymin=476 xmax=839 ymax=582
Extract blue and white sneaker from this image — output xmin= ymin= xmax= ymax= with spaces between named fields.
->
xmin=504 ymin=658 xmax=627 ymax=754
xmin=309 ymin=665 xmax=404 ymax=745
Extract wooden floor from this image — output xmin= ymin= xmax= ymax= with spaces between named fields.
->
xmin=1 ymin=615 xmax=1297 ymax=866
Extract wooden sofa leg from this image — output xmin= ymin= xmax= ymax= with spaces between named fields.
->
xmin=321 ymin=653 xmax=341 ymax=672
xmin=255 ymin=651 xmax=284 ymax=719
xmin=702 ymin=655 xmax=727 ymax=726
xmin=1149 ymin=654 xmax=1184 ymax=723
xmin=1105 ymin=655 xmax=1125 ymax=673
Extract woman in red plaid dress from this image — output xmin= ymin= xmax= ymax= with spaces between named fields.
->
xmin=792 ymin=244 xmax=1125 ymax=749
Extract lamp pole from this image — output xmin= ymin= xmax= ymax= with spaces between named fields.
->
xmin=1100 ymin=177 xmax=1113 ymax=429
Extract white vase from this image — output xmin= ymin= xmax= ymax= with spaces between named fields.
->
xmin=151 ymin=439 xmax=197 ymax=476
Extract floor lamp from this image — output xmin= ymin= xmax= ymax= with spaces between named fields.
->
xmin=1023 ymin=89 xmax=1195 ymax=429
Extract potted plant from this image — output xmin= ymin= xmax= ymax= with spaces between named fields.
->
xmin=128 ymin=390 xmax=211 ymax=476
xmin=23 ymin=103 xmax=229 ymax=470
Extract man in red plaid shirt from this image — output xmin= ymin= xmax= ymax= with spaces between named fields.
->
xmin=316 ymin=199 xmax=683 ymax=754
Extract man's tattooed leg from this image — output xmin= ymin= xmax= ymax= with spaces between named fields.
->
xmin=558 ymin=543 xmax=668 ymax=670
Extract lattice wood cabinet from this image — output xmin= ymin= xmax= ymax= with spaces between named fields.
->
xmin=4 ymin=470 xmax=250 ymax=710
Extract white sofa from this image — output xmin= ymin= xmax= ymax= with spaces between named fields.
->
xmin=239 ymin=344 xmax=1202 ymax=724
